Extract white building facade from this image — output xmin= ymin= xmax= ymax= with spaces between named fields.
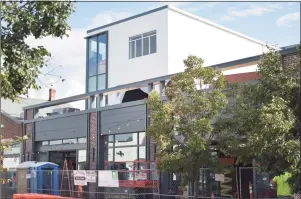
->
xmin=86 ymin=5 xmax=268 ymax=94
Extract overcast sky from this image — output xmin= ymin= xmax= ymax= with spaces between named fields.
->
xmin=27 ymin=1 xmax=300 ymax=104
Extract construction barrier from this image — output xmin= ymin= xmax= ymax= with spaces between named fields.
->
xmin=13 ymin=193 xmax=75 ymax=199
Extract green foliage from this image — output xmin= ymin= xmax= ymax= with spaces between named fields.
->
xmin=1 ymin=1 xmax=75 ymax=101
xmin=0 ymin=132 xmax=31 ymax=179
xmin=215 ymin=46 xmax=301 ymax=192
xmin=147 ymin=55 xmax=228 ymax=198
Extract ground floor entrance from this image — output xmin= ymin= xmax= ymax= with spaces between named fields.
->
xmin=49 ymin=151 xmax=77 ymax=170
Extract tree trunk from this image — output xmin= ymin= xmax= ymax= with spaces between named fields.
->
xmin=193 ymin=168 xmax=200 ymax=199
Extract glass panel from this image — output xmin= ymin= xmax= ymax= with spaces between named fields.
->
xmin=78 ymin=137 xmax=87 ymax=143
xmin=139 ymin=146 xmax=146 ymax=159
xmin=143 ymin=37 xmax=149 ymax=56
xmin=63 ymin=139 xmax=77 ymax=144
xmin=108 ymin=148 xmax=113 ymax=161
xmin=97 ymin=74 xmax=106 ymax=90
xmin=37 ymin=152 xmax=48 ymax=162
xmin=108 ymin=135 xmax=114 ymax=147
xmin=42 ymin=141 xmax=49 ymax=146
xmin=143 ymin=30 xmax=156 ymax=37
xmin=115 ymin=133 xmax=137 ymax=147
xmin=136 ymin=39 xmax=142 ymax=57
xmin=49 ymin=140 xmax=62 ymax=145
xmin=150 ymin=35 xmax=157 ymax=54
xmin=114 ymin=147 xmax=137 ymax=170
xmin=129 ymin=41 xmax=135 ymax=58
xmin=139 ymin=132 xmax=146 ymax=145
xmin=98 ymin=34 xmax=107 ymax=74
xmin=88 ymin=37 xmax=97 ymax=76
xmin=88 ymin=76 xmax=97 ymax=92
xmin=78 ymin=150 xmax=86 ymax=163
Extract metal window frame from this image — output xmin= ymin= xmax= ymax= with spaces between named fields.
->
xmin=105 ymin=132 xmax=146 ymax=162
xmin=129 ymin=30 xmax=156 ymax=59
xmin=86 ymin=31 xmax=109 ymax=94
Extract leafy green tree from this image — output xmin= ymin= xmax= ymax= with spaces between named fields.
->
xmin=0 ymin=1 xmax=74 ymax=181
xmin=1 ymin=1 xmax=74 ymax=100
xmin=0 ymin=134 xmax=30 ymax=176
xmin=215 ymin=46 xmax=301 ymax=192
xmin=147 ymin=55 xmax=228 ymax=199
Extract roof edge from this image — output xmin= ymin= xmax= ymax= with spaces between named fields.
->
xmin=167 ymin=6 xmax=272 ymax=48
xmin=87 ymin=5 xmax=168 ymax=34
xmin=1 ymin=110 xmax=22 ymax=124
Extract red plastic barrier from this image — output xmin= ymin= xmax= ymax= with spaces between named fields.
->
xmin=13 ymin=193 xmax=76 ymax=199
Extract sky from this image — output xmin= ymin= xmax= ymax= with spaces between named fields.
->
xmin=26 ymin=1 xmax=300 ymax=107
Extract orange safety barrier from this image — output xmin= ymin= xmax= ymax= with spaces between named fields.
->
xmin=13 ymin=193 xmax=75 ymax=199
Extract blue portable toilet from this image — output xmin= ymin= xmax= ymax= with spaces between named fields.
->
xmin=16 ymin=161 xmax=59 ymax=195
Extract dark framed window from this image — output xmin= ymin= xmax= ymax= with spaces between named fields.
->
xmin=87 ymin=32 xmax=108 ymax=92
xmin=105 ymin=132 xmax=146 ymax=170
xmin=129 ymin=30 xmax=156 ymax=59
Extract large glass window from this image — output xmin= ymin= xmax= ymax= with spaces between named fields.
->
xmin=87 ymin=33 xmax=108 ymax=92
xmin=129 ymin=30 xmax=156 ymax=59
xmin=104 ymin=132 xmax=146 ymax=170
xmin=88 ymin=37 xmax=97 ymax=76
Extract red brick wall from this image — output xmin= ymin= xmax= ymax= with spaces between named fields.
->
xmin=1 ymin=114 xmax=22 ymax=139
xmin=89 ymin=112 xmax=97 ymax=199
xmin=89 ymin=112 xmax=97 ymax=170
xmin=283 ymin=52 xmax=298 ymax=69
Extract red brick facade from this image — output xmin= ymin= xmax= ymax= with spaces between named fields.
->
xmin=89 ymin=112 xmax=97 ymax=170
xmin=89 ymin=112 xmax=97 ymax=199
xmin=283 ymin=52 xmax=299 ymax=69
xmin=1 ymin=113 xmax=23 ymax=139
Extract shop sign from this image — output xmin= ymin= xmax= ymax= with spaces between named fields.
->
xmin=73 ymin=170 xmax=87 ymax=186
xmin=98 ymin=170 xmax=119 ymax=187
xmin=86 ymin=170 xmax=97 ymax=183
xmin=215 ymin=174 xmax=225 ymax=182
xmin=3 ymin=157 xmax=20 ymax=169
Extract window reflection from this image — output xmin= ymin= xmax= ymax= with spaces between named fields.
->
xmin=139 ymin=132 xmax=146 ymax=145
xmin=108 ymin=135 xmax=113 ymax=147
xmin=88 ymin=37 xmax=97 ymax=76
xmin=98 ymin=34 xmax=107 ymax=74
xmin=139 ymin=146 xmax=146 ymax=159
xmin=105 ymin=132 xmax=147 ymax=173
xmin=87 ymin=33 xmax=107 ymax=93
xmin=114 ymin=133 xmax=137 ymax=147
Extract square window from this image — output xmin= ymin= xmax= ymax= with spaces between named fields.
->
xmin=97 ymin=74 xmax=106 ymax=90
xmin=88 ymin=76 xmax=97 ymax=92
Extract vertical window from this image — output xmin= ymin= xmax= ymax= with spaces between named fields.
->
xmin=87 ymin=32 xmax=108 ymax=93
xmin=97 ymin=74 xmax=106 ymax=90
xmin=136 ymin=39 xmax=142 ymax=57
xmin=129 ymin=30 xmax=156 ymax=59
xmin=143 ymin=37 xmax=150 ymax=56
xmin=88 ymin=76 xmax=97 ymax=92
xmin=150 ymin=35 xmax=157 ymax=54
xmin=88 ymin=37 xmax=97 ymax=76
